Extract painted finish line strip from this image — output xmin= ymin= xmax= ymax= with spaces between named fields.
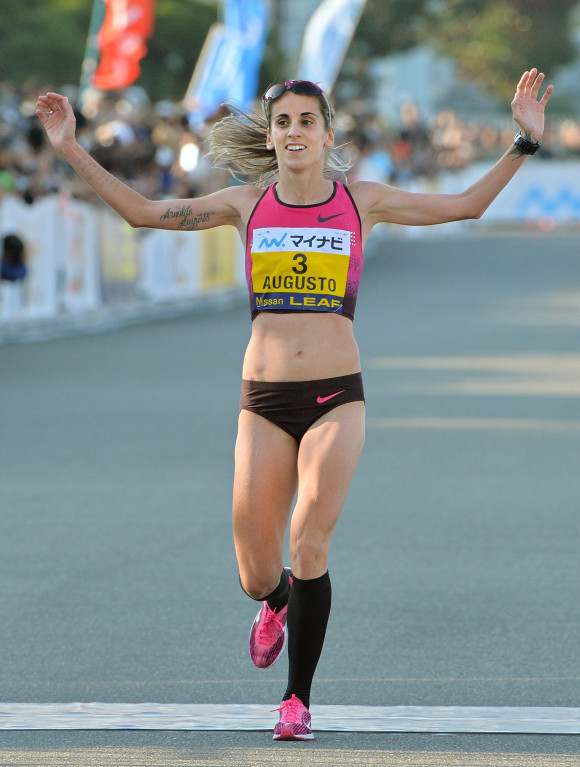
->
xmin=0 ymin=704 xmax=579 ymax=734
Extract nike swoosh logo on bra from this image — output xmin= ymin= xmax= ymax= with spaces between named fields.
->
xmin=317 ymin=390 xmax=346 ymax=404
xmin=318 ymin=213 xmax=344 ymax=223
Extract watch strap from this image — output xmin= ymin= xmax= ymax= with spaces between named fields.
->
xmin=513 ymin=130 xmax=540 ymax=155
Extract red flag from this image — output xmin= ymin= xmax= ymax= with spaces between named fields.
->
xmin=94 ymin=0 xmax=156 ymax=90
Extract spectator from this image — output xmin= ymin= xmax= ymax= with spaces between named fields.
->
xmin=1 ymin=234 xmax=27 ymax=282
xmin=0 ymin=78 xmax=577 ymax=204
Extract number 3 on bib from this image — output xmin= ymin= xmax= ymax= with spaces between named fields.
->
xmin=292 ymin=253 xmax=308 ymax=274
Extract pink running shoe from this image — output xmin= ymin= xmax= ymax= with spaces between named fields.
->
xmin=249 ymin=570 xmax=292 ymax=669
xmin=272 ymin=694 xmax=313 ymax=741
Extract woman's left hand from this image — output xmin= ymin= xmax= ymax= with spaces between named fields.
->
xmin=511 ymin=68 xmax=554 ymax=142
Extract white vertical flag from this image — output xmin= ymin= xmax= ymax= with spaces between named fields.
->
xmin=297 ymin=0 xmax=368 ymax=93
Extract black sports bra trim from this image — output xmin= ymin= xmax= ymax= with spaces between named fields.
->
xmin=273 ymin=181 xmax=338 ymax=208
xmin=343 ymin=183 xmax=363 ymax=230
xmin=245 ymin=186 xmax=269 ymax=250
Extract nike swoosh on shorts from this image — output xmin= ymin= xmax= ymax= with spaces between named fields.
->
xmin=316 ymin=390 xmax=346 ymax=404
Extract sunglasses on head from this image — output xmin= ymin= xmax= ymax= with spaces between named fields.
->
xmin=263 ymin=80 xmax=324 ymax=102
xmin=262 ymin=80 xmax=332 ymax=121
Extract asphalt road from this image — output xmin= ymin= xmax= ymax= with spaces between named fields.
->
xmin=1 ymin=233 xmax=579 ymax=764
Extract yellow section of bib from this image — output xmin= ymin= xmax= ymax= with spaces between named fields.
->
xmin=251 ymin=250 xmax=350 ymax=298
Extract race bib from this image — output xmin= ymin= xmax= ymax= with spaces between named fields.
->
xmin=251 ymin=227 xmax=351 ymax=312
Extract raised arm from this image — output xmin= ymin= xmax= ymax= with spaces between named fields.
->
xmin=352 ymin=69 xmax=554 ymax=231
xmin=36 ymin=92 xmax=253 ymax=232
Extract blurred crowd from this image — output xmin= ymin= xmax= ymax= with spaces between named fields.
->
xmin=2 ymin=78 xmax=580 ymax=207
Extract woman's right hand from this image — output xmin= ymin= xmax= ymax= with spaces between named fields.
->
xmin=36 ymin=92 xmax=77 ymax=154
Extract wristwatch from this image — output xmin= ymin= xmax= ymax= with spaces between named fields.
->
xmin=513 ymin=130 xmax=540 ymax=155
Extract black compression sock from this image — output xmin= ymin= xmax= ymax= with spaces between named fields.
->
xmin=283 ymin=571 xmax=332 ymax=709
xmin=265 ymin=567 xmax=291 ymax=612
xmin=239 ymin=568 xmax=290 ymax=611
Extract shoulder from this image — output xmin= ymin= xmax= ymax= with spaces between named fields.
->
xmin=209 ymin=183 xmax=263 ymax=207
xmin=202 ymin=184 xmax=264 ymax=225
xmin=346 ymin=180 xmax=398 ymax=214
xmin=226 ymin=183 xmax=263 ymax=206
xmin=234 ymin=184 xmax=267 ymax=224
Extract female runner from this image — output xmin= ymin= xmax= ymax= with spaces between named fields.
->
xmin=37 ymin=69 xmax=552 ymax=741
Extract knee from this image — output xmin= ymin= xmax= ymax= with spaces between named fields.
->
xmin=239 ymin=570 xmax=279 ymax=601
xmin=289 ymin=530 xmax=329 ymax=580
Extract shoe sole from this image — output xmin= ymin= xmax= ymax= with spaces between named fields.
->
xmin=273 ymin=727 xmax=314 ymax=741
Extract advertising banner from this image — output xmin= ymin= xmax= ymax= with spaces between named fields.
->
xmin=58 ymin=197 xmax=101 ymax=312
xmin=200 ymin=225 xmax=242 ymax=291
xmin=139 ymin=228 xmax=201 ymax=300
xmin=139 ymin=225 xmax=244 ymax=299
xmin=99 ymin=209 xmax=140 ymax=301
xmin=436 ymin=161 xmax=580 ymax=227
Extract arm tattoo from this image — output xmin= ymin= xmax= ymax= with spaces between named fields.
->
xmin=508 ymin=131 xmax=534 ymax=161
xmin=159 ymin=205 xmax=215 ymax=230
xmin=508 ymin=146 xmax=525 ymax=160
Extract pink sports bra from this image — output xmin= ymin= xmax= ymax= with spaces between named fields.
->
xmin=245 ymin=182 xmax=363 ymax=321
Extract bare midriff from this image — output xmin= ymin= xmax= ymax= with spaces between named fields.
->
xmin=242 ymin=312 xmax=361 ymax=382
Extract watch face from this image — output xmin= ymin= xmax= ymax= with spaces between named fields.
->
xmin=515 ymin=133 xmax=539 ymax=154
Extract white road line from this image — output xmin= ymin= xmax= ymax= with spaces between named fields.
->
xmin=0 ymin=704 xmax=579 ymax=733
xmin=367 ymin=417 xmax=580 ymax=431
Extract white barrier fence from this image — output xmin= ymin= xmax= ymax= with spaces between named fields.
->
xmin=394 ymin=159 xmax=580 ymax=237
xmin=0 ymin=194 xmax=245 ymax=326
xmin=434 ymin=158 xmax=580 ymax=233
xmin=1 ymin=161 xmax=579 ymax=329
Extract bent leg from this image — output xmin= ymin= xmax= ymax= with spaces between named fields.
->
xmin=233 ymin=409 xmax=298 ymax=600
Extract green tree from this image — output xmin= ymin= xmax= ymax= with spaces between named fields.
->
xmin=354 ymin=0 xmax=579 ymax=101
xmin=355 ymin=0 xmax=429 ymax=56
xmin=428 ymin=0 xmax=579 ymax=100
xmin=0 ymin=0 xmax=92 ymax=89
